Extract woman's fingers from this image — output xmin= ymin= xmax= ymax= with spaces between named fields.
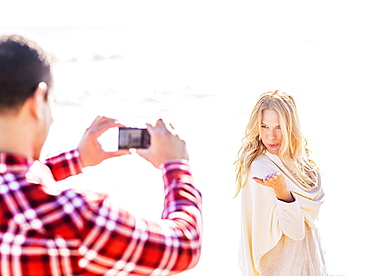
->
xmin=253 ymin=172 xmax=283 ymax=188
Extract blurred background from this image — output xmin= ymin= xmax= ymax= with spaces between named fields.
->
xmin=1 ymin=1 xmax=370 ymax=275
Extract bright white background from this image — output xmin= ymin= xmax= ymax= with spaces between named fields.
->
xmin=2 ymin=1 xmax=370 ymax=275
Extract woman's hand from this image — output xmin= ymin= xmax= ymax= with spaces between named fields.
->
xmin=253 ymin=172 xmax=295 ymax=202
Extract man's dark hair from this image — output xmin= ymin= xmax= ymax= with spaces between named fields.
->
xmin=0 ymin=35 xmax=53 ymax=114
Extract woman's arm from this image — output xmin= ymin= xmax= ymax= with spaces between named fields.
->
xmin=252 ymin=169 xmax=305 ymax=240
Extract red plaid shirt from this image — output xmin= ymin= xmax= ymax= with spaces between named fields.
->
xmin=0 ymin=150 xmax=202 ymax=276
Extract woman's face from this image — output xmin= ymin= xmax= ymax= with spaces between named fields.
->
xmin=261 ymin=109 xmax=282 ymax=155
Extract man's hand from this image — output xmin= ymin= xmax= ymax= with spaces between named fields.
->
xmin=77 ymin=116 xmax=130 ymax=168
xmin=136 ymin=119 xmax=189 ymax=168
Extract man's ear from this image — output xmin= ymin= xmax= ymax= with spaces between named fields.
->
xmin=28 ymin=82 xmax=48 ymax=120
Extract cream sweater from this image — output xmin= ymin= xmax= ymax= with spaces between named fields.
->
xmin=239 ymin=152 xmax=327 ymax=276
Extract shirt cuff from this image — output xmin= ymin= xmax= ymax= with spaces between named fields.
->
xmin=46 ymin=149 xmax=83 ymax=181
xmin=159 ymin=159 xmax=190 ymax=170
xmin=276 ymin=196 xmax=300 ymax=213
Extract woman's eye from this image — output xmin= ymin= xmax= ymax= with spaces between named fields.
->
xmin=261 ymin=125 xmax=268 ymax=129
xmin=276 ymin=126 xmax=281 ymax=130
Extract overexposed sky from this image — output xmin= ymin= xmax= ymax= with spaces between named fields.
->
xmin=2 ymin=2 xmax=370 ymax=275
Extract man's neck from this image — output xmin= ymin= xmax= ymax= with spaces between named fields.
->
xmin=0 ymin=115 xmax=35 ymax=159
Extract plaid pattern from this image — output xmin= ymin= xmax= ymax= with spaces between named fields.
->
xmin=0 ymin=150 xmax=202 ymax=275
xmin=44 ymin=150 xmax=83 ymax=181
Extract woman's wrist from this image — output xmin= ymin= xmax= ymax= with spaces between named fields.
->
xmin=274 ymin=188 xmax=295 ymax=203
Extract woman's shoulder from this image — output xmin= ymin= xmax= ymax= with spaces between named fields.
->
xmin=251 ymin=153 xmax=270 ymax=166
xmin=250 ymin=154 xmax=275 ymax=176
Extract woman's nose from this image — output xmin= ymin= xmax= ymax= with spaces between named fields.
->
xmin=268 ymin=130 xmax=276 ymax=139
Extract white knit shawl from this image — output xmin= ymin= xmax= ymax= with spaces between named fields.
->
xmin=239 ymin=152 xmax=325 ymax=275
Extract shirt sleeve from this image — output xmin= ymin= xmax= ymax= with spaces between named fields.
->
xmin=77 ymin=159 xmax=202 ymax=275
xmin=275 ymin=197 xmax=305 ymax=240
xmin=250 ymin=160 xmax=305 ymax=240
xmin=44 ymin=149 xmax=83 ymax=181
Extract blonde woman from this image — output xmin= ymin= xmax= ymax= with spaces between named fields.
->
xmin=235 ymin=91 xmax=327 ymax=275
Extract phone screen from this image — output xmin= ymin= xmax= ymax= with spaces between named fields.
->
xmin=118 ymin=128 xmax=150 ymax=149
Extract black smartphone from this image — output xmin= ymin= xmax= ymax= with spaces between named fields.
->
xmin=118 ymin=128 xmax=151 ymax=149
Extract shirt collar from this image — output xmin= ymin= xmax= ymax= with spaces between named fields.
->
xmin=0 ymin=152 xmax=33 ymax=174
xmin=265 ymin=151 xmax=281 ymax=163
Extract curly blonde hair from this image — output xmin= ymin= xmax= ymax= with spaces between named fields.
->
xmin=234 ymin=91 xmax=319 ymax=197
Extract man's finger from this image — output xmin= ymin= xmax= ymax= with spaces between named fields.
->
xmin=90 ymin=119 xmax=123 ymax=137
xmin=104 ymin=149 xmax=131 ymax=159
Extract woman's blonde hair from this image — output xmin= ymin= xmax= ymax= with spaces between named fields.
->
xmin=234 ymin=90 xmax=319 ymax=197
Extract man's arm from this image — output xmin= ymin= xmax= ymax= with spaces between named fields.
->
xmin=45 ymin=116 xmax=130 ymax=181
xmin=44 ymin=149 xmax=82 ymax=181
xmin=45 ymin=117 xmax=202 ymax=274
xmin=75 ymin=159 xmax=202 ymax=275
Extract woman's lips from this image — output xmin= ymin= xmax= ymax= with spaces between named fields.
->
xmin=268 ymin=144 xmax=279 ymax=148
